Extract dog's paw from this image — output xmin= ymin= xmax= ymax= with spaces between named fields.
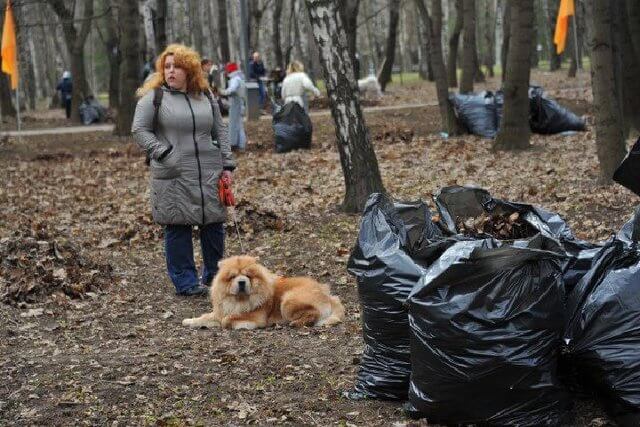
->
xmin=231 ymin=321 xmax=258 ymax=330
xmin=182 ymin=318 xmax=195 ymax=327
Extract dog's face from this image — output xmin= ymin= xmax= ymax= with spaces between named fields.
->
xmin=214 ymin=256 xmax=274 ymax=301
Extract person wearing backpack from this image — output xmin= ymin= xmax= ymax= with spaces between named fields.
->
xmin=131 ymin=44 xmax=236 ymax=297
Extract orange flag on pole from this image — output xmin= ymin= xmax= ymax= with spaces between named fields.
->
xmin=554 ymin=0 xmax=575 ymax=55
xmin=1 ymin=0 xmax=18 ymax=90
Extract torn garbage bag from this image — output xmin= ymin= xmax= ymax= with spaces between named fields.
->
xmin=528 ymin=86 xmax=586 ymax=134
xmin=407 ymin=236 xmax=570 ymax=426
xmin=347 ymin=193 xmax=447 ymax=400
xmin=433 ymin=185 xmax=599 ymax=292
xmin=272 ymin=101 xmax=312 ymax=153
xmin=564 ymin=210 xmax=640 ymax=426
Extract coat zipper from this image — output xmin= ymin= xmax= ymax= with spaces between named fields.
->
xmin=183 ymin=94 xmax=206 ymax=225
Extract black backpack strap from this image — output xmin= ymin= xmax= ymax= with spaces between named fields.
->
xmin=152 ymin=87 xmax=163 ymax=132
xmin=204 ymin=90 xmax=220 ymax=146
xmin=145 ymin=88 xmax=164 ymax=166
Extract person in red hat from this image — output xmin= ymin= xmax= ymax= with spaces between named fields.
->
xmin=221 ymin=62 xmax=247 ymax=150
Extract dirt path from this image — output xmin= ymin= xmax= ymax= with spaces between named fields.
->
xmin=0 ymin=103 xmax=436 ymax=138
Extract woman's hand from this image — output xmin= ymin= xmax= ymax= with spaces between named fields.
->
xmin=221 ymin=170 xmax=233 ymax=184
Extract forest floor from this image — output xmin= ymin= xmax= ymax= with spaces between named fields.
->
xmin=0 ymin=70 xmax=634 ymax=426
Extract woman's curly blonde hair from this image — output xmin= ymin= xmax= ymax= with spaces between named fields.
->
xmin=136 ymin=44 xmax=209 ymax=97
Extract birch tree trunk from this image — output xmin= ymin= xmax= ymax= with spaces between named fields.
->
xmin=305 ymin=0 xmax=386 ymax=213
xmin=415 ymin=0 xmax=462 ymax=135
xmin=460 ymin=0 xmax=476 ymax=93
xmin=447 ymin=0 xmax=463 ymax=87
xmin=45 ymin=0 xmax=94 ymax=123
xmin=115 ymin=0 xmax=141 ymax=136
xmin=377 ymin=0 xmax=401 ymax=91
xmin=493 ymin=0 xmax=534 ymax=151
xmin=140 ymin=1 xmax=156 ymax=59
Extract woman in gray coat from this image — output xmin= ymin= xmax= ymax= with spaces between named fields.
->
xmin=132 ymin=44 xmax=236 ymax=296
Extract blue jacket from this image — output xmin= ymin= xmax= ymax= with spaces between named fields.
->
xmin=249 ymin=60 xmax=266 ymax=80
xmin=57 ymin=78 xmax=73 ymax=100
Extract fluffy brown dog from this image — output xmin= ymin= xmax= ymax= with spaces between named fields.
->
xmin=182 ymin=256 xmax=345 ymax=330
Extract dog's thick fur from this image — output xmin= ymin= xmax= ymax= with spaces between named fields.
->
xmin=182 ymin=256 xmax=345 ymax=330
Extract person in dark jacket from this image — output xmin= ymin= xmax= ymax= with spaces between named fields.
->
xmin=132 ymin=44 xmax=236 ymax=297
xmin=56 ymin=71 xmax=73 ymax=119
xmin=249 ymin=51 xmax=267 ymax=109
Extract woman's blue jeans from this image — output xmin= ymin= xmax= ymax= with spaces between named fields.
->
xmin=164 ymin=223 xmax=224 ymax=292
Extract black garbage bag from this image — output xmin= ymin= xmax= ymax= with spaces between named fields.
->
xmin=564 ymin=210 xmax=640 ymax=427
xmin=79 ymin=96 xmax=107 ymax=125
xmin=434 ymin=185 xmax=599 ymax=292
xmin=613 ymin=137 xmax=640 ymax=197
xmin=528 ymin=86 xmax=586 ymax=134
xmin=450 ymin=91 xmax=498 ymax=138
xmin=346 ymin=193 xmax=447 ymax=400
xmin=407 ymin=236 xmax=570 ymax=426
xmin=272 ymin=101 xmax=312 ymax=153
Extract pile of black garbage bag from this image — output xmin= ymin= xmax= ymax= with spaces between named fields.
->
xmin=79 ymin=95 xmax=107 ymax=125
xmin=450 ymin=86 xmax=586 ymax=138
xmin=272 ymin=101 xmax=312 ymax=153
xmin=348 ymin=185 xmax=640 ymax=426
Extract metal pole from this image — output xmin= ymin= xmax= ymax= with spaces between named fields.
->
xmin=239 ymin=0 xmax=249 ymax=76
xmin=572 ymin=11 xmax=580 ymax=70
xmin=15 ymin=82 xmax=21 ymax=143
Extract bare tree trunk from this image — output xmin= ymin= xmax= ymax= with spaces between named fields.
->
xmin=377 ymin=0 xmax=401 ymax=91
xmin=460 ymin=0 xmax=476 ymax=92
xmin=447 ymin=0 xmax=463 ymax=87
xmin=493 ymin=0 xmax=534 ymax=151
xmin=484 ymin=0 xmax=496 ymax=77
xmin=218 ymin=0 xmax=231 ymax=62
xmin=415 ymin=0 xmax=463 ymax=135
xmin=13 ymin=5 xmax=36 ymax=110
xmin=500 ymin=0 xmax=510 ymax=81
xmin=590 ymin=0 xmax=627 ymax=182
xmin=154 ymin=0 xmax=168 ymax=54
xmin=103 ymin=4 xmax=121 ymax=110
xmin=305 ymin=0 xmax=386 ymax=213
xmin=45 ymin=0 xmax=94 ymax=123
xmin=542 ymin=0 xmax=562 ymax=71
xmin=615 ymin=1 xmax=640 ymax=133
xmin=339 ymin=0 xmax=361 ymax=80
xmin=273 ymin=0 xmax=285 ymax=68
xmin=362 ymin=0 xmax=379 ymax=72
xmin=190 ymin=1 xmax=204 ymax=54
xmin=115 ymin=0 xmax=141 ymax=136
xmin=568 ymin=16 xmax=579 ymax=77
xmin=626 ymin=0 xmax=640 ymax=59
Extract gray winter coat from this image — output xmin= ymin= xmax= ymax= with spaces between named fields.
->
xmin=132 ymin=86 xmax=236 ymax=225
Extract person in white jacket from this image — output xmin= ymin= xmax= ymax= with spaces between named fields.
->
xmin=281 ymin=60 xmax=321 ymax=113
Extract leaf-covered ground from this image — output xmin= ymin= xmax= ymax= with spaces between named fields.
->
xmin=0 ymin=72 xmax=633 ymax=426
